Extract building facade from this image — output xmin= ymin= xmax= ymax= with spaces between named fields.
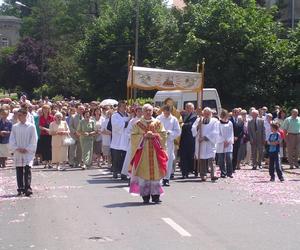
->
xmin=0 ymin=16 xmax=22 ymax=48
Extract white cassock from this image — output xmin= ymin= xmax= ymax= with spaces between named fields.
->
xmin=216 ymin=121 xmax=234 ymax=154
xmin=192 ymin=117 xmax=219 ymax=159
xmin=9 ymin=122 xmax=38 ymax=167
xmin=157 ymin=114 xmax=181 ymax=179
xmin=121 ymin=117 xmax=140 ymax=176
xmin=110 ymin=112 xmax=130 ymax=151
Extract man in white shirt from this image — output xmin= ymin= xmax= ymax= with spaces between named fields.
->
xmin=9 ymin=108 xmax=38 ymax=196
xmin=110 ymin=101 xmax=130 ymax=180
xmin=157 ymin=105 xmax=181 ymax=186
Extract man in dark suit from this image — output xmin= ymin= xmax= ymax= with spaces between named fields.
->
xmin=179 ymin=103 xmax=197 ymax=178
xmin=230 ymin=108 xmax=244 ymax=172
xmin=248 ymin=109 xmax=266 ymax=169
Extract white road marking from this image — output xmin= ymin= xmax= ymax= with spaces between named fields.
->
xmin=162 ymin=218 xmax=192 ymax=237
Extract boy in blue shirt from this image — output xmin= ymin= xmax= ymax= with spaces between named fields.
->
xmin=268 ymin=123 xmax=284 ymax=182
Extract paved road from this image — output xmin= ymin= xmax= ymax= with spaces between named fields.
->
xmin=1 ymin=164 xmax=300 ymax=250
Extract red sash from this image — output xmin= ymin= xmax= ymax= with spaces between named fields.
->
xmin=130 ymin=136 xmax=168 ymax=176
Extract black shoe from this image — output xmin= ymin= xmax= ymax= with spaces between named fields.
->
xmin=162 ymin=179 xmax=170 ymax=187
xmin=128 ymin=178 xmax=131 ymax=187
xmin=220 ymin=175 xmax=226 ymax=178
xmin=270 ymin=178 xmax=275 ymax=182
xmin=142 ymin=195 xmax=150 ymax=204
xmin=170 ymin=174 xmax=174 ymax=180
xmin=25 ymin=189 xmax=33 ymax=197
xmin=112 ymin=173 xmax=118 ymax=179
xmin=194 ymin=172 xmax=199 ymax=177
xmin=279 ymin=178 xmax=285 ymax=182
xmin=151 ymin=195 xmax=162 ymax=203
xmin=227 ymin=175 xmax=234 ymax=178
xmin=121 ymin=174 xmax=128 ymax=181
xmin=252 ymin=167 xmax=257 ymax=170
xmin=211 ymin=177 xmax=218 ymax=182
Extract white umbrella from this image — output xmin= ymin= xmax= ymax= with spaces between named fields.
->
xmin=100 ymin=99 xmax=118 ymax=107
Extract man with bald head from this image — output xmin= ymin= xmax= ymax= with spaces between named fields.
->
xmin=192 ymin=107 xmax=219 ymax=181
xmin=282 ymin=109 xmax=300 ymax=169
xmin=179 ymin=102 xmax=197 ymax=178
xmin=248 ymin=109 xmax=265 ymax=170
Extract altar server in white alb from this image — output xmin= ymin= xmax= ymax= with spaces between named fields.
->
xmin=121 ymin=106 xmax=143 ymax=178
xmin=157 ymin=105 xmax=181 ymax=186
xmin=110 ymin=100 xmax=130 ymax=180
xmin=216 ymin=109 xmax=234 ymax=178
xmin=9 ymin=108 xmax=38 ymax=196
xmin=192 ymin=107 xmax=219 ymax=182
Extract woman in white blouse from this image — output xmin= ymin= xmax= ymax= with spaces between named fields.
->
xmin=49 ymin=112 xmax=70 ymax=171
xmin=216 ymin=109 xmax=234 ymax=178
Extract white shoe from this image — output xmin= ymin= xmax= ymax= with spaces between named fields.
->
xmin=58 ymin=166 xmax=65 ymax=171
xmin=82 ymin=165 xmax=87 ymax=170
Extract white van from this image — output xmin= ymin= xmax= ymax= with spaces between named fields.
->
xmin=153 ymin=88 xmax=222 ymax=115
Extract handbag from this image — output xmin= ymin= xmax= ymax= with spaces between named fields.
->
xmin=63 ymin=135 xmax=76 ymax=146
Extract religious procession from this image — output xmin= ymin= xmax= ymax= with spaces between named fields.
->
xmin=1 ymin=91 xmax=299 ymax=203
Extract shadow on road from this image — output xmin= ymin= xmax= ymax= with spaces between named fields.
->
xmin=104 ymin=202 xmax=156 ymax=208
xmin=106 ymin=184 xmax=129 ymax=189
xmin=86 ymin=178 xmax=128 ymax=185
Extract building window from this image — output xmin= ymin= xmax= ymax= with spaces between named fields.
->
xmin=1 ymin=37 xmax=9 ymax=47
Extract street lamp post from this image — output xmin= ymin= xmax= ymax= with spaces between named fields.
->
xmin=291 ymin=0 xmax=295 ymax=29
xmin=133 ymin=0 xmax=139 ymax=100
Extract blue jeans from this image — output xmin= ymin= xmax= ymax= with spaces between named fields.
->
xmin=269 ymin=152 xmax=283 ymax=179
xmin=218 ymin=152 xmax=233 ymax=177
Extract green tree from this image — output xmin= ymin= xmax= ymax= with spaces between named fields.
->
xmin=78 ymin=0 xmax=179 ymax=100
xmin=176 ymin=0 xmax=290 ymax=108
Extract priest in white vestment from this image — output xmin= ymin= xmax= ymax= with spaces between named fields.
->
xmin=192 ymin=107 xmax=219 ymax=182
xmin=121 ymin=106 xmax=143 ymax=177
xmin=157 ymin=105 xmax=181 ymax=186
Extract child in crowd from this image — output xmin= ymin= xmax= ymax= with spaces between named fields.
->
xmin=268 ymin=123 xmax=284 ymax=182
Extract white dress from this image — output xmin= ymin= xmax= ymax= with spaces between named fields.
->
xmin=121 ymin=117 xmax=140 ymax=176
xmin=192 ymin=117 xmax=219 ymax=159
xmin=157 ymin=114 xmax=181 ymax=179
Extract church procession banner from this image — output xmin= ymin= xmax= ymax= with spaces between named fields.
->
xmin=127 ymin=66 xmax=202 ymax=91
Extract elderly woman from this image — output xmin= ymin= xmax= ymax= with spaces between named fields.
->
xmin=39 ymin=105 xmax=54 ymax=168
xmin=49 ymin=112 xmax=70 ymax=171
xmin=0 ymin=109 xmax=12 ymax=168
xmin=93 ymin=107 xmax=104 ymax=167
xmin=77 ymin=110 xmax=96 ymax=169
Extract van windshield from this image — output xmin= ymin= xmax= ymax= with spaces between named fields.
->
xmin=154 ymin=101 xmax=178 ymax=108
xmin=183 ymin=100 xmax=217 ymax=113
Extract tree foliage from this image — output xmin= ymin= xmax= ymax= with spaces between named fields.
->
xmin=0 ymin=0 xmax=299 ymax=108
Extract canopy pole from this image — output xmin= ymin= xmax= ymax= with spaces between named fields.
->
xmin=196 ymin=60 xmax=200 ymax=109
xmin=130 ymin=58 xmax=135 ymax=105
xmin=127 ymin=51 xmax=131 ymax=103
xmin=201 ymin=58 xmax=205 ymax=110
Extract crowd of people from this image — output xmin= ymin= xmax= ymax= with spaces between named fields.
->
xmin=0 ymin=95 xmax=299 ymax=203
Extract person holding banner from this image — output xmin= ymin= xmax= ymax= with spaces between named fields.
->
xmin=192 ymin=107 xmax=219 ymax=182
xmin=129 ymin=104 xmax=168 ymax=204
